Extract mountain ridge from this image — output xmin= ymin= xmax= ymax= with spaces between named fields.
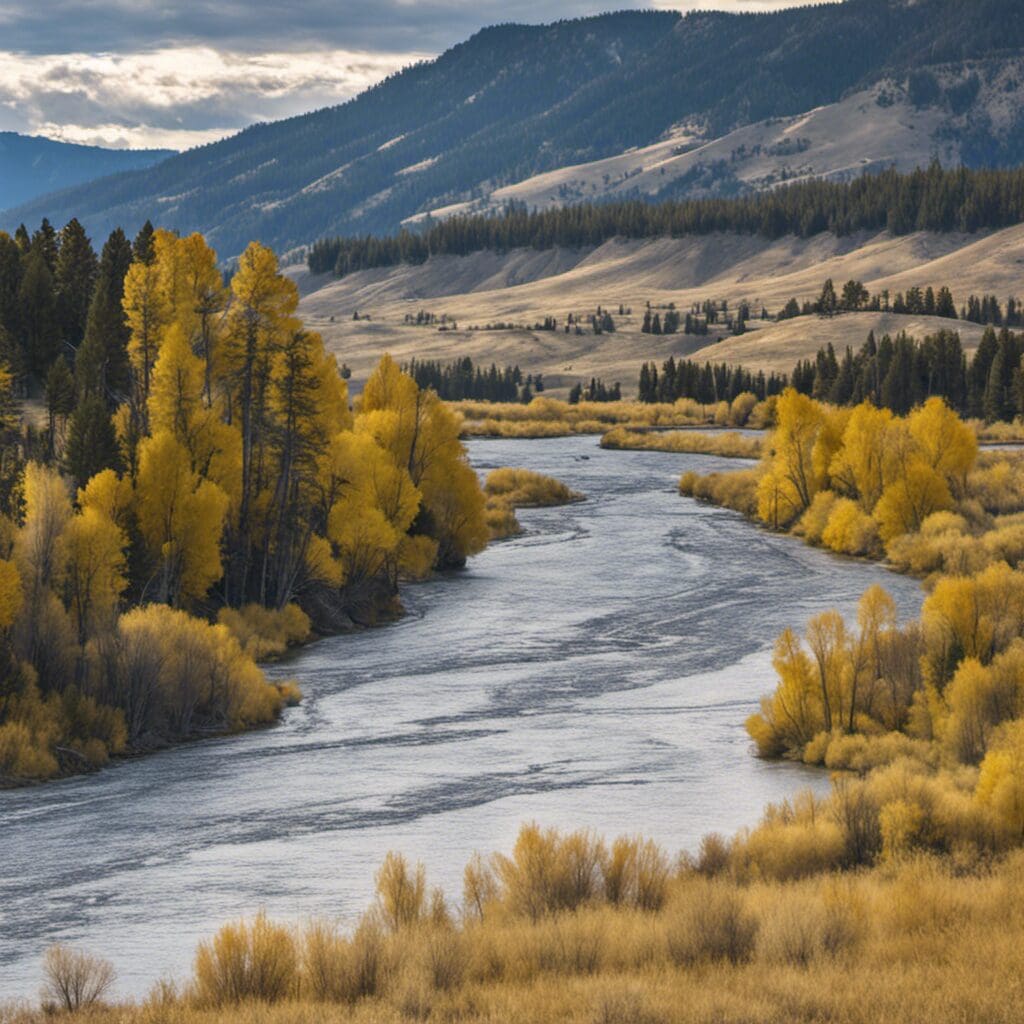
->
xmin=4 ymin=0 xmax=1024 ymax=257
xmin=0 ymin=132 xmax=174 ymax=214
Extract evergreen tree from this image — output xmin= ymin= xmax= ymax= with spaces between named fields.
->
xmin=54 ymin=219 xmax=98 ymax=348
xmin=133 ymin=220 xmax=156 ymax=265
xmin=17 ymin=250 xmax=62 ymax=377
xmin=64 ymin=394 xmax=122 ymax=488
xmin=44 ymin=357 xmax=76 ymax=458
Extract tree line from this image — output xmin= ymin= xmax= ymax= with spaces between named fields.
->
xmin=793 ymin=326 xmax=1024 ymax=421
xmin=779 ymin=277 xmax=1022 ymax=326
xmin=403 ymin=356 xmax=544 ymax=403
xmin=308 ymin=164 xmax=1024 ymax=279
xmin=638 ymin=357 xmax=788 ymax=404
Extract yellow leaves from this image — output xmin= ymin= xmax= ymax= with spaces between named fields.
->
xmin=117 ymin=604 xmax=284 ymax=732
xmin=922 ymin=562 xmax=1024 ymax=679
xmin=0 ymin=558 xmax=22 ymax=630
xmin=977 ymin=719 xmax=1024 ymax=840
xmin=757 ymin=389 xmax=829 ymax=527
xmin=829 ymin=403 xmax=897 ymax=509
xmin=821 ymin=497 xmax=880 ymax=557
xmin=148 ymin=322 xmax=206 ymax=442
xmin=874 ymin=463 xmax=952 ymax=543
xmin=61 ymin=506 xmax=127 ymax=641
xmin=227 ymin=241 xmax=299 ymax=341
xmin=908 ymin=397 xmax=977 ymax=494
xmin=15 ymin=462 xmax=71 ymax=591
xmin=136 ymin=430 xmax=229 ymax=603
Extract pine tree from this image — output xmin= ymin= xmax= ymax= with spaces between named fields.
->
xmin=133 ymin=221 xmax=156 ymax=265
xmin=65 ymin=394 xmax=122 ymax=489
xmin=54 ymin=219 xmax=98 ymax=347
xmin=44 ymin=357 xmax=75 ymax=458
xmin=18 ymin=250 xmax=62 ymax=378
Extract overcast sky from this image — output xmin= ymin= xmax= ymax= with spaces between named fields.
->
xmin=0 ymin=0 xmax=834 ymax=150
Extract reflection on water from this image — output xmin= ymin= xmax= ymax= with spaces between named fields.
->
xmin=0 ymin=436 xmax=923 ymax=998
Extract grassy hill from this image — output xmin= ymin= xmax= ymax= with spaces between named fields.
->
xmin=295 ymin=224 xmax=1022 ymax=392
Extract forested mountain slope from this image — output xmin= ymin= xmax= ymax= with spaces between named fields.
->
xmin=6 ymin=0 xmax=1024 ymax=257
xmin=0 ymin=133 xmax=172 ymax=212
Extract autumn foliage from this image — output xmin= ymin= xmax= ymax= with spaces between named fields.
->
xmin=0 ymin=229 xmax=488 ymax=784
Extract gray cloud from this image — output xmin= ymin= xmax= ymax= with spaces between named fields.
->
xmin=0 ymin=0 xmax=830 ymax=55
xmin=0 ymin=1 xmax=833 ymax=149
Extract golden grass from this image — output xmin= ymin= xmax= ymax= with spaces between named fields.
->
xmin=454 ymin=397 xmax=710 ymax=438
xmin=483 ymin=468 xmax=584 ymax=539
xmin=602 ymin=427 xmax=763 ymax=459
xmin=14 ymin=850 xmax=1024 ymax=1024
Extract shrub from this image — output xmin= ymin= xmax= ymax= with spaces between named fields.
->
xmin=216 ymin=603 xmax=311 ymax=661
xmin=666 ymin=882 xmax=758 ymax=965
xmin=376 ymin=852 xmax=427 ymax=931
xmin=40 ymin=945 xmax=116 ymax=1012
xmin=601 ymin=836 xmax=670 ymax=910
xmin=756 ymin=888 xmax=862 ymax=965
xmin=193 ymin=912 xmax=297 ymax=1006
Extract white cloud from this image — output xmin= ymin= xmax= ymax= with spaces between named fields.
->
xmin=0 ymin=46 xmax=425 ymax=149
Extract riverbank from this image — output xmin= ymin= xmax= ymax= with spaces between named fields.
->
xmin=0 ymin=436 xmax=922 ymax=998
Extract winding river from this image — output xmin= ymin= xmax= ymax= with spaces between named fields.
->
xmin=0 ymin=436 xmax=923 ymax=999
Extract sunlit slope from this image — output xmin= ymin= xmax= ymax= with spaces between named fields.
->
xmin=297 ymin=225 xmax=1022 ymax=390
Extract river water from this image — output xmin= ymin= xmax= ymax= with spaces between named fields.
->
xmin=0 ymin=436 xmax=923 ymax=1000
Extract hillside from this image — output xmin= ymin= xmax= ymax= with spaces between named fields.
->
xmin=0 ymin=133 xmax=172 ymax=212
xmin=5 ymin=0 xmax=1024 ymax=258
xmin=295 ymin=224 xmax=1022 ymax=391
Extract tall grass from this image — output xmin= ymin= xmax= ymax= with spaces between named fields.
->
xmin=602 ymin=427 xmax=763 ymax=459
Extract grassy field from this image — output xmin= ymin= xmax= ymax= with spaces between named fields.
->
xmin=294 ymin=225 xmax=1021 ymax=393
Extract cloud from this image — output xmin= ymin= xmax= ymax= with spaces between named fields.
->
xmin=0 ymin=1 xmax=836 ymax=149
xmin=0 ymin=47 xmax=425 ymax=149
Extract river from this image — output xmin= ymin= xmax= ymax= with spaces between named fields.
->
xmin=0 ymin=436 xmax=923 ymax=1000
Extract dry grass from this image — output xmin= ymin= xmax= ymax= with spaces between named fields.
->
xmin=454 ymin=397 xmax=709 ymax=438
xmin=602 ymin=427 xmax=763 ymax=459
xmin=16 ymin=850 xmax=1024 ymax=1024
xmin=483 ymin=468 xmax=584 ymax=539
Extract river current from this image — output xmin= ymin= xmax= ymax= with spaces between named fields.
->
xmin=0 ymin=436 xmax=923 ymax=999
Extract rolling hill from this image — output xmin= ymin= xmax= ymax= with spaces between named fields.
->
xmin=293 ymin=223 xmax=1024 ymax=393
xmin=0 ymin=133 xmax=173 ymax=213
xmin=5 ymin=0 xmax=1024 ymax=258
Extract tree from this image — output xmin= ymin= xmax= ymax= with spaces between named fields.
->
xmin=135 ymin=430 xmax=229 ymax=605
xmin=79 ymin=228 xmax=134 ymax=402
xmin=54 ymin=218 xmax=98 ymax=347
xmin=65 ymin=395 xmax=122 ymax=490
xmin=62 ymin=506 xmax=127 ymax=645
xmin=18 ymin=250 xmax=61 ymax=377
xmin=44 ymin=358 xmax=75 ymax=458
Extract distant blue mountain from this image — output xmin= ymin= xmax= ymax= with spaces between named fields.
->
xmin=0 ymin=132 xmax=173 ymax=213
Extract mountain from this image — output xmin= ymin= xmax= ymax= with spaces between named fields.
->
xmin=5 ymin=0 xmax=1024 ymax=258
xmin=0 ymin=133 xmax=173 ymax=213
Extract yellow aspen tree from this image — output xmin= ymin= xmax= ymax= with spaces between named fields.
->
xmin=828 ymin=403 xmax=898 ymax=510
xmin=123 ymin=258 xmax=169 ymax=419
xmin=0 ymin=558 xmax=22 ymax=630
xmin=907 ymin=397 xmax=978 ymax=497
xmin=756 ymin=388 xmax=828 ymax=528
xmin=222 ymin=242 xmax=300 ymax=599
xmin=135 ymin=430 xmax=229 ymax=605
xmin=61 ymin=507 xmax=127 ymax=644
xmin=806 ymin=610 xmax=849 ymax=734
xmin=15 ymin=462 xmax=71 ymax=592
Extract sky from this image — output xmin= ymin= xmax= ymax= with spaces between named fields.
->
xmin=0 ymin=0 xmax=833 ymax=151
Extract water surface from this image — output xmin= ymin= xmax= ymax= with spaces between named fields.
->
xmin=0 ymin=436 xmax=923 ymax=999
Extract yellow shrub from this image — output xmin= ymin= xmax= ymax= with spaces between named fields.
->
xmin=193 ymin=912 xmax=298 ymax=1006
xmin=217 ymin=603 xmax=311 ymax=661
